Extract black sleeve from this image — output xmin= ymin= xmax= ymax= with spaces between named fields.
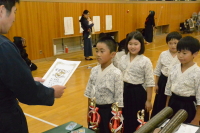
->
xmin=0 ymin=41 xmax=54 ymax=106
xmin=152 ymin=18 xmax=155 ymax=27
xmin=20 ymin=49 xmax=28 ymax=59
xmin=81 ymin=19 xmax=94 ymax=30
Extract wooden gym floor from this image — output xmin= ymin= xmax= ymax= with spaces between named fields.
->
xmin=20 ymin=32 xmax=200 ymax=132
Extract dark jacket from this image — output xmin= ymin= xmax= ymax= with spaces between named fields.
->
xmin=79 ymin=16 xmax=94 ymax=32
xmin=0 ymin=35 xmax=54 ymax=133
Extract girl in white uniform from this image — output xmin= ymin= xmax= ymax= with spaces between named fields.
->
xmin=118 ymin=31 xmax=155 ymax=133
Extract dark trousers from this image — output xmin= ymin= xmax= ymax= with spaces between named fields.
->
xmin=83 ymin=31 xmax=93 ymax=57
xmin=151 ymin=73 xmax=168 ymax=118
xmin=169 ymin=93 xmax=196 ymax=123
xmin=123 ymin=82 xmax=149 ymax=133
xmin=88 ymin=104 xmax=112 ymax=133
xmin=144 ymin=25 xmax=153 ymax=42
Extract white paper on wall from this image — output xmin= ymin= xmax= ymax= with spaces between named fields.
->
xmin=64 ymin=17 xmax=74 ymax=35
xmin=93 ymin=16 xmax=100 ymax=32
xmin=106 ymin=15 xmax=112 ymax=30
xmin=79 ymin=16 xmax=84 ymax=33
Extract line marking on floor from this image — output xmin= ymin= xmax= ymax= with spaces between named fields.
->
xmin=24 ymin=113 xmax=58 ymax=127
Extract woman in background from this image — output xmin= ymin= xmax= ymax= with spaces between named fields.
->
xmin=79 ymin=10 xmax=94 ymax=60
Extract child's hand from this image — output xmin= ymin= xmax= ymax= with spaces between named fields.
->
xmin=154 ymin=85 xmax=159 ymax=94
xmin=145 ymin=101 xmax=152 ymax=112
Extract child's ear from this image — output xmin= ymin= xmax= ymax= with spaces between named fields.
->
xmin=193 ymin=51 xmax=199 ymax=57
xmin=0 ymin=5 xmax=5 ymax=18
xmin=111 ymin=52 xmax=116 ymax=58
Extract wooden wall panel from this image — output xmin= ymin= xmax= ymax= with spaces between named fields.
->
xmin=124 ymin=4 xmax=137 ymax=34
xmin=181 ymin=3 xmax=200 ymax=21
xmin=168 ymin=3 xmax=182 ymax=31
xmin=5 ymin=2 xmax=200 ymax=60
xmin=118 ymin=4 xmax=125 ymax=40
xmin=136 ymin=3 xmax=148 ymax=29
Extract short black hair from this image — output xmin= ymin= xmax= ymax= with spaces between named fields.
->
xmin=96 ymin=36 xmax=117 ymax=52
xmin=166 ymin=31 xmax=182 ymax=43
xmin=125 ymin=31 xmax=145 ymax=55
xmin=177 ymin=36 xmax=200 ymax=54
xmin=99 ymin=32 xmax=107 ymax=39
xmin=0 ymin=0 xmax=20 ymax=13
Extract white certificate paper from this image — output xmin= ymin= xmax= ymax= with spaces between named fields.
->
xmin=42 ymin=58 xmax=81 ymax=87
xmin=106 ymin=15 xmax=112 ymax=30
xmin=64 ymin=17 xmax=74 ymax=35
xmin=174 ymin=124 xmax=199 ymax=133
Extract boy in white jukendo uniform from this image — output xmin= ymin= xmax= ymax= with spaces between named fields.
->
xmin=165 ymin=36 xmax=200 ymax=125
xmin=84 ymin=36 xmax=123 ymax=133
xmin=118 ymin=31 xmax=155 ymax=133
xmin=151 ymin=31 xmax=182 ymax=118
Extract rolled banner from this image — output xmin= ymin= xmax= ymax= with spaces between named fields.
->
xmin=134 ymin=107 xmax=173 ymax=133
xmin=109 ymin=102 xmax=124 ymax=133
xmin=136 ymin=109 xmax=147 ymax=130
xmin=88 ymin=97 xmax=101 ymax=131
xmin=159 ymin=109 xmax=188 ymax=133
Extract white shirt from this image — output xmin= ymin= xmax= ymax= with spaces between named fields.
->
xmin=154 ymin=50 xmax=180 ymax=77
xmin=165 ymin=63 xmax=200 ymax=105
xmin=84 ymin=63 xmax=124 ymax=107
xmin=118 ymin=53 xmax=155 ymax=88
xmin=113 ymin=50 xmax=125 ymax=68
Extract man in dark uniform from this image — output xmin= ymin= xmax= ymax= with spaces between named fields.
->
xmin=144 ymin=11 xmax=156 ymax=43
xmin=0 ymin=1 xmax=66 ymax=132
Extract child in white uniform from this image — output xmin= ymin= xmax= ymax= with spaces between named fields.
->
xmin=118 ymin=31 xmax=155 ymax=133
xmin=151 ymin=31 xmax=182 ymax=118
xmin=113 ymin=34 xmax=128 ymax=68
xmin=84 ymin=36 xmax=123 ymax=133
xmin=165 ymin=36 xmax=200 ymax=125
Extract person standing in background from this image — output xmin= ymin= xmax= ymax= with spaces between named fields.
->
xmin=13 ymin=36 xmax=38 ymax=71
xmin=79 ymin=10 xmax=94 ymax=60
xmin=144 ymin=10 xmax=156 ymax=44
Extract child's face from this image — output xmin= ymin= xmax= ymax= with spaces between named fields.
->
xmin=128 ymin=38 xmax=141 ymax=55
xmin=167 ymin=39 xmax=179 ymax=53
xmin=87 ymin=17 xmax=91 ymax=21
xmin=96 ymin=42 xmax=115 ymax=65
xmin=22 ymin=38 xmax=26 ymax=46
xmin=177 ymin=50 xmax=197 ymax=65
